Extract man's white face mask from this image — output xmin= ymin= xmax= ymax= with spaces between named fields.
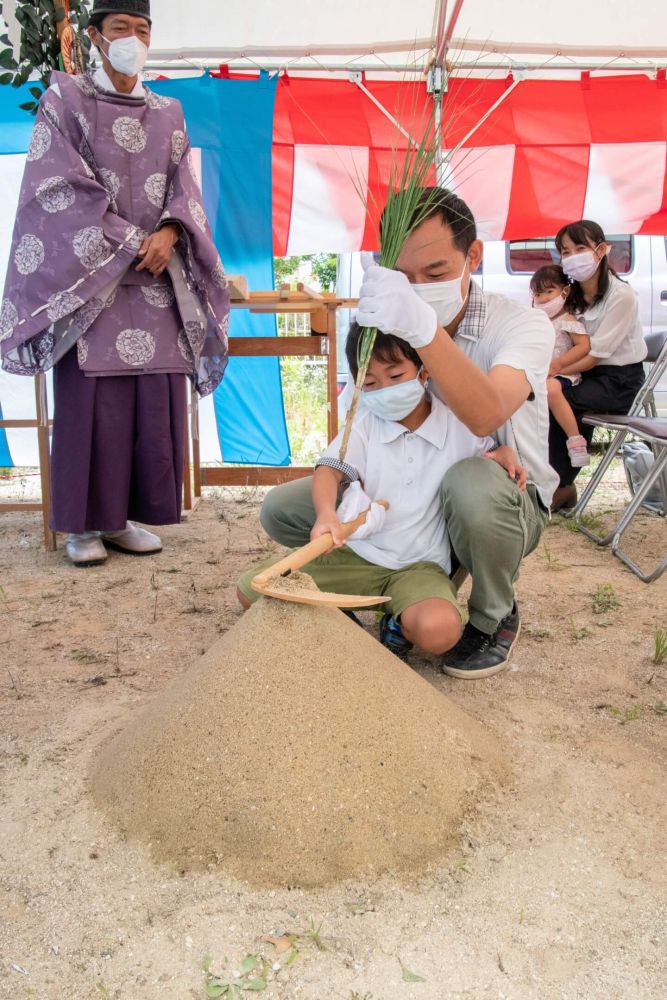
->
xmin=410 ymin=259 xmax=470 ymax=327
xmin=99 ymin=33 xmax=148 ymax=77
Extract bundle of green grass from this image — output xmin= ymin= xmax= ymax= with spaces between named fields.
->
xmin=91 ymin=586 xmax=508 ymax=887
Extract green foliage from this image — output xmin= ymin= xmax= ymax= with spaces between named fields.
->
xmin=203 ymin=953 xmax=269 ymax=997
xmin=400 ymin=963 xmax=426 ymax=983
xmin=273 ymin=253 xmax=338 ymax=291
xmin=0 ymin=1 xmax=92 ymax=113
xmin=310 ymin=253 xmax=337 ymax=290
xmin=591 ymin=583 xmax=620 ymax=615
xmin=653 ymin=628 xmax=667 ymax=665
xmin=605 ymin=704 xmax=639 ymax=724
xmin=280 ymin=356 xmax=327 ymax=465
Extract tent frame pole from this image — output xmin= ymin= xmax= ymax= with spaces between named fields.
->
xmin=445 ymin=77 xmax=521 ymax=160
xmin=349 ymin=73 xmax=420 ymax=149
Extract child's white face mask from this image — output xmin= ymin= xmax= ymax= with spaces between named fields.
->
xmin=534 ymin=292 xmax=567 ymax=319
xmin=361 ymin=377 xmax=425 ymax=422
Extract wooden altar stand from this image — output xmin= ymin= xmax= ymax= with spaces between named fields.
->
xmin=0 ymin=373 xmax=56 ymax=551
xmin=197 ymin=277 xmax=356 ymax=489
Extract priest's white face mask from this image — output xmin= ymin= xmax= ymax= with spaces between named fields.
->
xmin=99 ymin=33 xmax=148 ymax=76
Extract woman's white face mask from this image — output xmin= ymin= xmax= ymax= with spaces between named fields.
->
xmin=99 ymin=33 xmax=148 ymax=77
xmin=410 ymin=259 xmax=470 ymax=327
xmin=561 ymin=245 xmax=605 ymax=283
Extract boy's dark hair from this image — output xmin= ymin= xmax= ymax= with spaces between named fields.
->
xmin=345 ymin=321 xmax=421 ymax=381
xmin=529 ymin=264 xmax=569 ymax=296
xmin=554 ymin=219 xmax=619 ymax=313
xmin=380 ymin=186 xmax=477 ymax=256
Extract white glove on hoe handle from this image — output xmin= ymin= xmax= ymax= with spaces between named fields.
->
xmin=356 ymin=251 xmax=438 ymax=350
xmin=337 ymin=481 xmax=387 ymax=539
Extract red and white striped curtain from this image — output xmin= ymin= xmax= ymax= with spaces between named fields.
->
xmin=272 ymin=73 xmax=667 ymax=253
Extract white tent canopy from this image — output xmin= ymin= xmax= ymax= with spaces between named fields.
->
xmin=148 ymin=0 xmax=667 ymax=72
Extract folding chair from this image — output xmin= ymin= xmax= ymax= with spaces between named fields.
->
xmin=569 ymin=331 xmax=667 ymax=545
xmin=575 ymin=413 xmax=667 ymax=582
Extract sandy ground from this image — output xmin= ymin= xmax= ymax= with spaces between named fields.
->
xmin=0 ymin=478 xmax=666 ymax=1000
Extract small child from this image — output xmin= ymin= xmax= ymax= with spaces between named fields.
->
xmin=530 ymin=264 xmax=591 ymax=467
xmin=238 ymin=323 xmax=526 ymax=670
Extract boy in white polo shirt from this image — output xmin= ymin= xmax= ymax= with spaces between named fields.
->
xmin=238 ymin=324 xmax=525 ymax=667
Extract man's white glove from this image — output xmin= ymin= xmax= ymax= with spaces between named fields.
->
xmin=337 ymin=481 xmax=387 ymax=540
xmin=356 ymin=253 xmax=438 ymax=349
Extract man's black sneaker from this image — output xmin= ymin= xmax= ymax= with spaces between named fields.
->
xmin=441 ymin=622 xmax=510 ymax=679
xmin=342 ymin=609 xmax=364 ymax=628
xmin=496 ymin=601 xmax=520 ymax=656
xmin=379 ymin=613 xmax=413 ymax=659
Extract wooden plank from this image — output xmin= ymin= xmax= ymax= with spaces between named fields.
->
xmin=226 ymin=274 xmax=249 ymax=301
xmin=297 ymin=281 xmax=323 ymax=301
xmin=202 ymin=466 xmax=313 ymax=487
xmin=227 ymin=336 xmax=325 ymax=357
xmin=34 ymin=374 xmax=57 ymax=551
xmin=0 ymin=502 xmax=45 ymax=513
xmin=325 ymin=304 xmax=339 ymax=441
xmin=182 ymin=407 xmax=193 ymax=515
xmin=191 ymin=391 xmax=202 ymax=499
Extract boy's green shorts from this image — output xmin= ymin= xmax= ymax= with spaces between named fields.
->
xmin=237 ymin=545 xmax=460 ymax=620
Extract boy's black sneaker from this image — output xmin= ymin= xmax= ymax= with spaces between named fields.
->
xmin=379 ymin=614 xmax=413 ymax=659
xmin=441 ymin=622 xmax=509 ymax=679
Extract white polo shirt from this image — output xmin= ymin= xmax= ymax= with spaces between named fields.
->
xmin=317 ymin=394 xmax=493 ymax=574
xmin=449 ymin=282 xmax=559 ymax=508
xmin=578 ymin=275 xmax=647 ymax=366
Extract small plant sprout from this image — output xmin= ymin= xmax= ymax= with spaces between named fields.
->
xmin=592 ymin=583 xmax=620 ymax=615
xmin=564 ymin=511 xmax=604 ymax=535
xmin=542 ymin=542 xmax=561 ymax=570
xmin=202 ymin=952 xmax=269 ymax=997
xmin=604 ymin=705 xmax=640 ymax=724
xmin=305 ymin=918 xmax=327 ymax=952
xmin=653 ymin=629 xmax=667 ymax=665
xmin=571 ymin=620 xmax=593 ymax=642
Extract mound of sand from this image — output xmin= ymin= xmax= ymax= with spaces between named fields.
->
xmin=91 ymin=589 xmax=508 ymax=887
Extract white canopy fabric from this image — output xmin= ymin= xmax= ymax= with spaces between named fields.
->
xmin=148 ymin=0 xmax=667 ymax=71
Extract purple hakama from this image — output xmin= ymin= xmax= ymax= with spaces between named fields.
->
xmin=50 ymin=348 xmax=186 ymax=533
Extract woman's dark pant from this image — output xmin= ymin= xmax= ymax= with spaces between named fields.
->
xmin=549 ymin=362 xmax=645 ymax=488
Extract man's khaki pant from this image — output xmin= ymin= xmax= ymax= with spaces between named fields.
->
xmin=259 ymin=457 xmax=548 ymax=634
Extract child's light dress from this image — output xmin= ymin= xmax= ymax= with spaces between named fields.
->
xmin=552 ymin=313 xmax=586 ymax=385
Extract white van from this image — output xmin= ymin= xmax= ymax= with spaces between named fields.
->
xmin=336 ymin=235 xmax=667 ymax=412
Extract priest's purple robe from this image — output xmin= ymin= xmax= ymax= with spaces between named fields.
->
xmin=0 ymin=71 xmax=230 ymax=533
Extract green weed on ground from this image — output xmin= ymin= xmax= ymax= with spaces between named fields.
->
xmin=592 ymin=583 xmax=620 ymax=615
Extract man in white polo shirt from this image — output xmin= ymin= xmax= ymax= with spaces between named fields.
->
xmin=260 ymin=187 xmax=558 ymax=678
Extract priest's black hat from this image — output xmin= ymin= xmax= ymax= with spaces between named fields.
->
xmin=91 ymin=0 xmax=151 ymax=24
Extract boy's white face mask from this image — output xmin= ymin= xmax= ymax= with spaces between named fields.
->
xmin=361 ymin=377 xmax=425 ymax=422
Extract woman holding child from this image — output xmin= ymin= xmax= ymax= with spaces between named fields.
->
xmin=548 ymin=219 xmax=647 ymax=512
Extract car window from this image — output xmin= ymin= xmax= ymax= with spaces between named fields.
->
xmin=507 ymin=237 xmax=633 ymax=275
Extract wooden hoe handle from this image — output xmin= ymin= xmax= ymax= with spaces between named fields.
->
xmin=252 ymin=501 xmax=389 ymax=589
